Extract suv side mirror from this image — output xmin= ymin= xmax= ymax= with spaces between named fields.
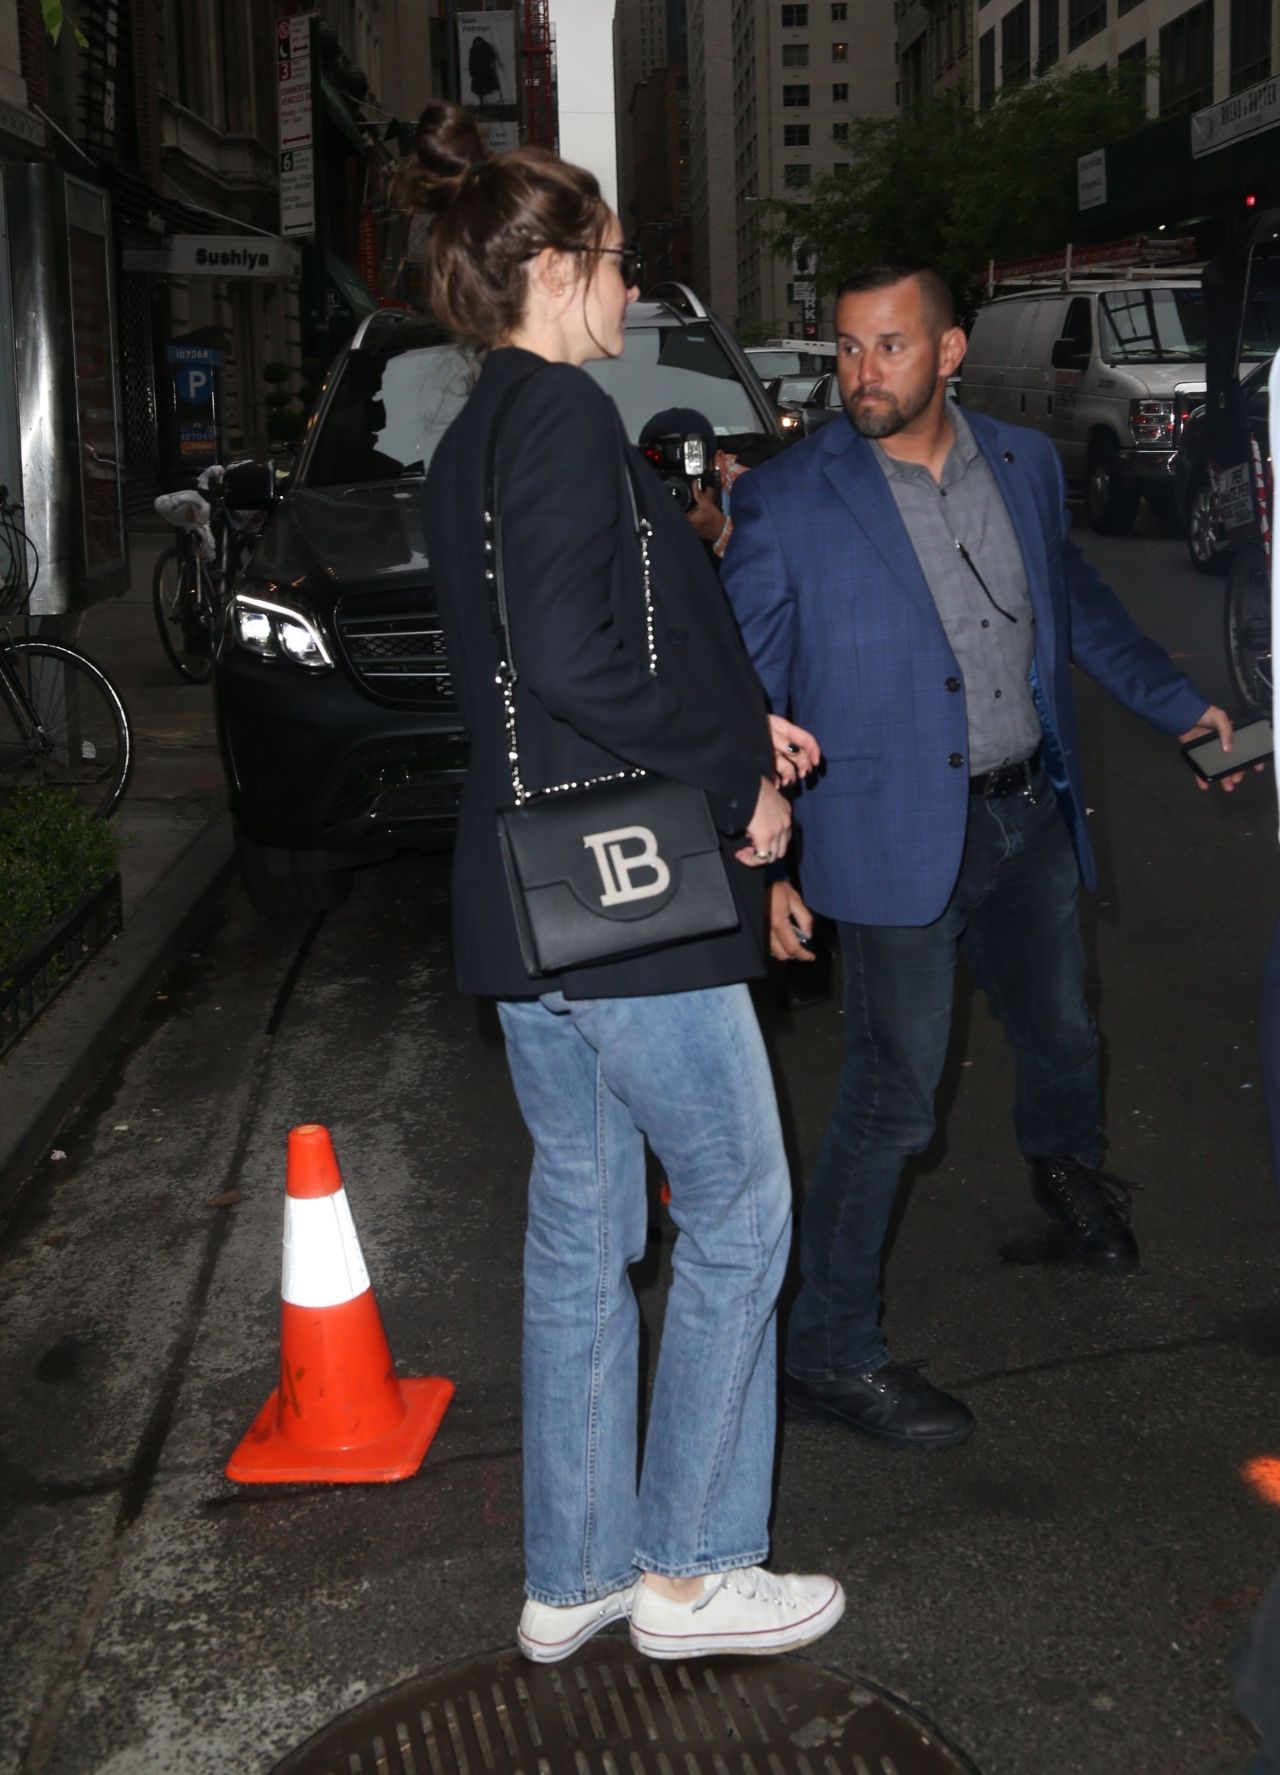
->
xmin=1051 ymin=338 xmax=1088 ymax=371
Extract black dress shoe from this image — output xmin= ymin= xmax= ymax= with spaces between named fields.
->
xmin=784 ymin=1363 xmax=975 ymax=1450
xmin=1029 ymin=1158 xmax=1139 ymax=1274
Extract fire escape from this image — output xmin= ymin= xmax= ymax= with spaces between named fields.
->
xmin=521 ymin=0 xmax=557 ymax=151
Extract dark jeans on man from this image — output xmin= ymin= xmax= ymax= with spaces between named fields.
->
xmin=786 ymin=766 xmax=1103 ymax=1381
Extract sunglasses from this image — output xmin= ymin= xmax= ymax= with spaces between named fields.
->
xmin=596 ymin=245 xmax=641 ymax=287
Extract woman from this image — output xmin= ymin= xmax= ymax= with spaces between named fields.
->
xmin=417 ymin=102 xmax=844 ymax=1664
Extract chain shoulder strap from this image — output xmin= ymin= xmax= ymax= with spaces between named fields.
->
xmin=484 ymin=376 xmax=657 ymax=806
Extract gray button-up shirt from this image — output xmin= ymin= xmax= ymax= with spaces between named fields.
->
xmin=871 ymin=407 xmax=1041 ymax=774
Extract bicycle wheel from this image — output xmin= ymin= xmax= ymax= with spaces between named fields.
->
xmin=0 ymin=639 xmax=132 ymax=817
xmin=152 ymin=545 xmax=216 ymax=684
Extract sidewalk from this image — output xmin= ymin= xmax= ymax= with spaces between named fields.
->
xmin=0 ymin=519 xmax=236 ymax=1197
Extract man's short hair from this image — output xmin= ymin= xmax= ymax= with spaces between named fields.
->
xmin=835 ymin=264 xmax=956 ymax=333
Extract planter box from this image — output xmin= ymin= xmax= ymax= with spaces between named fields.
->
xmin=0 ymin=873 xmax=123 ymax=1055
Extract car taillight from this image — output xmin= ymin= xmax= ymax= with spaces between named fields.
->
xmin=1171 ymin=396 xmax=1199 ymax=443
xmin=1129 ymin=399 xmax=1175 ymax=447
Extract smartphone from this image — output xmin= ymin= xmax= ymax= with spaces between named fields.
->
xmin=788 ymin=916 xmax=814 ymax=950
xmin=1181 ymin=715 xmax=1273 ymax=780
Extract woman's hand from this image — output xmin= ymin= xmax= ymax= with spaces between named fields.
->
xmin=736 ymin=776 xmax=792 ymax=867
xmin=768 ymin=714 xmax=821 ymax=786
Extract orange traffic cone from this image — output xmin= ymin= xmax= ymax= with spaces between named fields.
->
xmin=226 ymin=1124 xmax=454 ymax=1484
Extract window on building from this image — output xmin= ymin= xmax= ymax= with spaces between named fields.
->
xmin=1231 ymin=0 xmax=1272 ymax=89
xmin=782 ymin=41 xmax=810 ymax=65
xmin=1001 ymin=0 xmax=1031 ymax=81
xmin=784 ymin=162 xmax=812 ymax=186
xmin=1159 ymin=0 xmax=1214 ymax=113
xmin=978 ymin=27 xmax=996 ymax=103
xmin=1118 ymin=0 xmax=1141 ymax=15
xmin=832 ymin=119 xmax=850 ymax=138
xmin=781 ymin=3 xmax=809 ymax=23
xmin=832 ymin=80 xmax=849 ymax=98
xmin=1067 ymin=0 xmax=1106 ymax=48
xmin=832 ymin=39 xmax=849 ymax=58
xmin=945 ymin=1 xmax=955 ymax=61
xmin=782 ymin=83 xmax=811 ymax=103
xmin=1117 ymin=35 xmax=1146 ymax=60
xmin=958 ymin=0 xmax=968 ymax=47
xmin=832 ymin=1 xmax=848 ymax=15
xmin=784 ymin=122 xmax=811 ymax=143
xmin=1037 ymin=0 xmax=1059 ymax=65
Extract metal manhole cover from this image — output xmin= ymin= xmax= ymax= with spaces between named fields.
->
xmin=270 ymin=1638 xmax=980 ymax=1774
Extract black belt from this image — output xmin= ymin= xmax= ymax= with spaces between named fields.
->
xmin=969 ymin=746 xmax=1042 ymax=799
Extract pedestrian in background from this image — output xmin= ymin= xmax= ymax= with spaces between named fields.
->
xmin=723 ymin=263 xmax=1244 ymax=1453
xmin=415 ymin=104 xmax=843 ymax=1664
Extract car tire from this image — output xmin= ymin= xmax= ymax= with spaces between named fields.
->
xmin=1185 ymin=470 xmax=1230 ymax=576
xmin=1085 ymin=439 xmax=1141 ymax=535
xmin=234 ymin=828 xmax=353 ymax=917
xmin=1223 ymin=541 xmax=1271 ymax=715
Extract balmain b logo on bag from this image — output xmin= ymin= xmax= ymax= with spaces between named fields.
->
xmin=583 ymin=825 xmax=671 ymax=906
xmin=497 ymin=775 xmax=737 ymax=975
xmin=484 ymin=372 xmax=739 ymax=979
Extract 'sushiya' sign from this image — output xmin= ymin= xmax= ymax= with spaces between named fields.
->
xmin=277 ymin=13 xmax=316 ymax=236
xmin=168 ymin=235 xmax=288 ymax=277
xmin=1191 ymin=76 xmax=1279 ymax=158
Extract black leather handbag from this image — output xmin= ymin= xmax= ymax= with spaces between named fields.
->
xmin=485 ymin=375 xmax=739 ymax=978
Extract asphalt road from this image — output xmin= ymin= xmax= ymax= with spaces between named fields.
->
xmin=2 ymin=518 xmax=1279 ymax=1775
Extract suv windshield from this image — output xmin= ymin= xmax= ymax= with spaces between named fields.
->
xmin=587 ymin=325 xmax=767 ymax=441
xmin=303 ymin=328 xmax=473 ymax=488
xmin=1098 ymin=288 xmax=1207 ymax=364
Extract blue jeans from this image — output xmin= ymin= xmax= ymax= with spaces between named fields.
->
xmin=497 ymin=983 xmax=791 ymax=1605
xmin=787 ymin=770 xmax=1102 ymax=1380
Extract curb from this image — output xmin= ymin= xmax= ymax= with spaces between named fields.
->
xmin=0 ymin=815 xmax=237 ymax=1210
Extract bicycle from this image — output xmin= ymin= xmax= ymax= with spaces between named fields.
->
xmin=0 ymin=496 xmax=132 ymax=819
xmin=152 ymin=465 xmax=263 ymax=684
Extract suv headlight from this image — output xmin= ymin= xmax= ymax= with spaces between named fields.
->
xmin=230 ymin=592 xmax=334 ymax=670
xmin=1129 ymin=399 xmax=1175 ymax=448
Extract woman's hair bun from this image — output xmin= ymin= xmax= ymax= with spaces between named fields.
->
xmin=404 ymin=101 xmax=488 ymax=215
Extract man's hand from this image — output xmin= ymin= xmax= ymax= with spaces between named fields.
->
xmin=1179 ymin=705 xmax=1265 ymax=793
xmin=736 ymin=777 xmax=792 ymax=867
xmin=687 ymin=479 xmax=725 ymax=544
xmin=768 ymin=880 xmax=815 ymax=961
xmin=768 ymin=713 xmax=821 ymax=785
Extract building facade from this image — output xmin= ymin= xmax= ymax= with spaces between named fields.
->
xmin=971 ymin=0 xmax=1276 ymax=115
xmin=687 ymin=0 xmax=737 ymax=314
xmin=898 ymin=0 xmax=973 ymax=107
xmin=690 ymin=0 xmax=895 ymax=337
xmin=615 ymin=0 xmax=673 ymax=225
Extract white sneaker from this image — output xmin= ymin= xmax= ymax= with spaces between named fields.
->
xmin=629 ymin=1566 xmax=845 ymax=1660
xmin=517 ymin=1582 xmax=637 ymax=1663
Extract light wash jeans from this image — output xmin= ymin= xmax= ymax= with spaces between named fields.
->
xmin=497 ymin=983 xmax=791 ymax=1606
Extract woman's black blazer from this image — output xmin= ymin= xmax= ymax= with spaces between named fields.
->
xmin=424 ymin=346 xmax=774 ymax=1000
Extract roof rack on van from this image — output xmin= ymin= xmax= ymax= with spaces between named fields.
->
xmin=982 ymin=236 xmax=1201 ymax=297
xmin=762 ymin=336 xmax=838 ymax=356
xmin=643 ymin=281 xmax=710 ymax=320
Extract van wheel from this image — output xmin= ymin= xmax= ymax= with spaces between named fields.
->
xmin=1085 ymin=440 xmax=1140 ymax=535
xmin=1224 ymin=542 xmax=1271 ymax=715
xmin=1186 ymin=470 xmax=1230 ymax=576
xmin=234 ymin=829 xmax=354 ymax=917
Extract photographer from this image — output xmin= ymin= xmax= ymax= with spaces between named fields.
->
xmin=639 ymin=407 xmax=749 ymax=562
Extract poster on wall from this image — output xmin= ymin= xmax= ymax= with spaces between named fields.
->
xmin=456 ymin=10 xmax=520 ymax=152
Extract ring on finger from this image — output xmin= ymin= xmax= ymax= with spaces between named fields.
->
xmin=753 ymin=848 xmax=773 ymax=861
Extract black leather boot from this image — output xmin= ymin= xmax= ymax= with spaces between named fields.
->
xmin=1029 ymin=1158 xmax=1139 ymax=1274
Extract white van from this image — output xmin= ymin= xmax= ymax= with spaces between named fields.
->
xmin=960 ymin=279 xmax=1206 ymax=534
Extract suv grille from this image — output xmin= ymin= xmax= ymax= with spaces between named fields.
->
xmin=335 ymin=590 xmax=454 ymax=705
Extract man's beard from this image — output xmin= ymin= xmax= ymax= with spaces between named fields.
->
xmin=847 ymin=377 xmax=935 ymax=438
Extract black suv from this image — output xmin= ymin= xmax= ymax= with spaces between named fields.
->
xmin=215 ymin=289 xmax=782 ymax=913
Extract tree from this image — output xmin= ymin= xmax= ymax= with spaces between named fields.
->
xmin=759 ymin=67 xmax=1149 ymax=322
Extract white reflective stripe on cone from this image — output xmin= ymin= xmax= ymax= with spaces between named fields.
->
xmin=281 ymin=1189 xmax=372 ymax=1308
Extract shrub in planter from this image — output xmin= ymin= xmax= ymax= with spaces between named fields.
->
xmin=0 ymin=787 xmax=117 ymax=977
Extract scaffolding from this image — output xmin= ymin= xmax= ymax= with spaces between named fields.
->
xmin=521 ymin=0 xmax=557 ymax=150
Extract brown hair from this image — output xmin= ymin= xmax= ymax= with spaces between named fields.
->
xmin=399 ymin=100 xmax=612 ymax=352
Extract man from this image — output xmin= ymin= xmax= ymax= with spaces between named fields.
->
xmin=721 ymin=264 xmax=1243 ymax=1451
